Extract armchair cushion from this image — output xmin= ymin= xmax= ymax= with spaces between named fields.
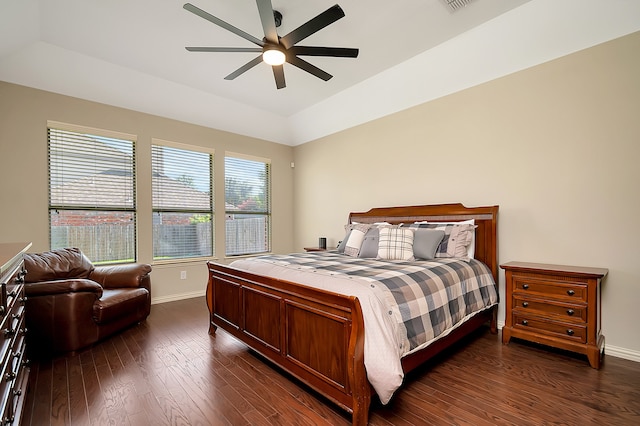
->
xmin=90 ymin=263 xmax=152 ymax=289
xmin=24 ymin=278 xmax=103 ymax=298
xmin=93 ymin=288 xmax=150 ymax=323
xmin=24 ymin=247 xmax=94 ymax=282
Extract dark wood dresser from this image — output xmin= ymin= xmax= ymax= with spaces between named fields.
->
xmin=501 ymin=261 xmax=608 ymax=369
xmin=0 ymin=243 xmax=31 ymax=425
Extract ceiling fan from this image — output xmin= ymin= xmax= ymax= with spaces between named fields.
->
xmin=183 ymin=1 xmax=359 ymax=89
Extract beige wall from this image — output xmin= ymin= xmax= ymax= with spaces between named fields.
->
xmin=0 ymin=83 xmax=294 ymax=302
xmin=293 ymin=32 xmax=640 ymax=357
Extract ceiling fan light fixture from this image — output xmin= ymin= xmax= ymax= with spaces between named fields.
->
xmin=263 ymin=48 xmax=286 ymax=66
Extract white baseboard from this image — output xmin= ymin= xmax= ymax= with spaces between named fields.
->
xmin=151 ymin=290 xmax=205 ymax=305
xmin=604 ymin=344 xmax=640 ymax=363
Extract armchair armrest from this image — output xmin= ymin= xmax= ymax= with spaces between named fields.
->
xmin=90 ymin=263 xmax=152 ymax=289
xmin=24 ymin=278 xmax=104 ymax=297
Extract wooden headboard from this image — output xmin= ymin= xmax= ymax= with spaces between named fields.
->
xmin=348 ymin=203 xmax=499 ymax=282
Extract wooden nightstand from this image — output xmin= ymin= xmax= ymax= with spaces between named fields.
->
xmin=501 ymin=261 xmax=608 ymax=369
xmin=303 ymin=247 xmax=326 ymax=252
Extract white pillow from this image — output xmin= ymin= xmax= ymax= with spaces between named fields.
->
xmin=343 ymin=224 xmax=371 ymax=257
xmin=377 ymin=228 xmax=414 ymax=261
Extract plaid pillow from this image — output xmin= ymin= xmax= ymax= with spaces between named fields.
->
xmin=377 ymin=228 xmax=414 ymax=260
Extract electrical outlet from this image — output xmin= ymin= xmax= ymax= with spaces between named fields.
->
xmin=180 ymin=271 xmax=187 ymax=280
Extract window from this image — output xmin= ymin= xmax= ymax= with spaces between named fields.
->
xmin=152 ymin=142 xmax=213 ymax=260
xmin=225 ymin=154 xmax=271 ymax=256
xmin=48 ymin=123 xmax=136 ymax=264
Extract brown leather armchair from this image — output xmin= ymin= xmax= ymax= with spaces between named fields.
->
xmin=23 ymin=247 xmax=152 ymax=356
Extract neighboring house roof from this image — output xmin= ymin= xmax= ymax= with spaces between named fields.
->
xmin=51 ymin=170 xmax=214 ymax=210
xmin=152 ymin=172 xmax=211 ymax=210
xmin=50 ymin=170 xmax=135 ymax=208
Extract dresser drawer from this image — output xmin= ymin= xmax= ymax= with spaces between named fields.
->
xmin=9 ymin=318 xmax=26 ymax=372
xmin=512 ymin=276 xmax=587 ymax=303
xmin=9 ymin=364 xmax=29 ymax=426
xmin=0 ymin=264 xmax=23 ymax=319
xmin=0 ymin=350 xmax=13 ymax=422
xmin=512 ymin=313 xmax=587 ymax=344
xmin=513 ymin=295 xmax=587 ymax=323
xmin=0 ymin=386 xmax=11 ymax=426
xmin=0 ymin=302 xmax=24 ymax=357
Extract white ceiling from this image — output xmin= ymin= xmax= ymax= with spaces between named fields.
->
xmin=1 ymin=0 xmax=639 ymax=146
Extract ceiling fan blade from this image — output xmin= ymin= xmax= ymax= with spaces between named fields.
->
xmin=280 ymin=5 xmax=345 ymax=49
xmin=290 ymin=46 xmax=359 ymax=58
xmin=272 ymin=65 xmax=286 ymax=89
xmin=224 ymin=56 xmax=264 ymax=80
xmin=186 ymin=47 xmax=262 ymax=53
xmin=256 ymin=0 xmax=278 ymax=44
xmin=287 ymin=56 xmax=332 ymax=81
xmin=183 ymin=3 xmax=264 ymax=47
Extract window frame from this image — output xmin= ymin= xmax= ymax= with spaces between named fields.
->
xmin=224 ymin=152 xmax=272 ymax=257
xmin=47 ymin=121 xmax=137 ymax=264
xmin=151 ymin=139 xmax=215 ymax=262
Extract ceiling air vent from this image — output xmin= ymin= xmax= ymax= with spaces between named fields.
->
xmin=442 ymin=0 xmax=477 ymax=12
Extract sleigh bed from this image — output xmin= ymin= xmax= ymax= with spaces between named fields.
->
xmin=206 ymin=203 xmax=499 ymax=425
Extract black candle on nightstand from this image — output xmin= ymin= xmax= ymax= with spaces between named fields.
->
xmin=319 ymin=237 xmax=327 ymax=249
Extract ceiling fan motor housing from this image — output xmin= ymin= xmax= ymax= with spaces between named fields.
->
xmin=274 ymin=10 xmax=282 ymax=27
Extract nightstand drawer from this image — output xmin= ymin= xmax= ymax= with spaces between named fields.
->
xmin=512 ymin=313 xmax=587 ymax=344
xmin=513 ymin=295 xmax=587 ymax=323
xmin=512 ymin=277 xmax=587 ymax=302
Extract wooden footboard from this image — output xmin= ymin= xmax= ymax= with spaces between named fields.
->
xmin=206 ymin=262 xmax=372 ymax=425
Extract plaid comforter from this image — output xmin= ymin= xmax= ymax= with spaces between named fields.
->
xmin=245 ymin=251 xmax=498 ymax=352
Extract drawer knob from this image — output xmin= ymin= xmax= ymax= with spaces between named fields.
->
xmin=522 ymin=320 xmax=529 ymax=326
xmin=567 ymin=309 xmax=575 ymax=316
xmin=567 ymin=329 xmax=575 ymax=336
xmin=522 ymin=302 xmax=529 ymax=308
xmin=522 ymin=284 xmax=529 ymax=290
xmin=567 ymin=290 xmax=575 ymax=296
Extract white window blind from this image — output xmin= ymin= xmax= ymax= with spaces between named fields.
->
xmin=48 ymin=126 xmax=136 ymax=264
xmin=225 ymin=155 xmax=271 ymax=256
xmin=152 ymin=144 xmax=213 ymax=260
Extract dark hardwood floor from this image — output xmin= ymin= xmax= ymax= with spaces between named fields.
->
xmin=22 ymin=297 xmax=640 ymax=425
